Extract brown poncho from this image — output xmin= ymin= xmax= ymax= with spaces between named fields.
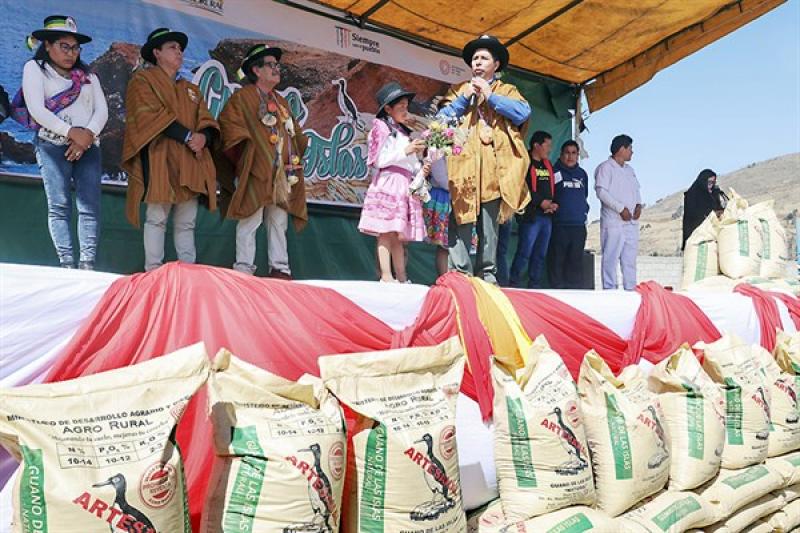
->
xmin=122 ymin=66 xmax=219 ymax=227
xmin=443 ymin=79 xmax=531 ymax=225
xmin=215 ymin=85 xmax=308 ymax=230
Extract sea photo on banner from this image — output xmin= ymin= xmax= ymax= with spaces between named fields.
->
xmin=0 ymin=0 xmax=469 ymax=207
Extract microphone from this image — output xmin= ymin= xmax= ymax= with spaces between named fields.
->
xmin=469 ymin=93 xmax=477 ymax=107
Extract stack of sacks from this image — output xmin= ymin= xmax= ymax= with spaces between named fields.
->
xmin=685 ymin=189 xmax=797 ymax=294
xmin=684 ymin=333 xmax=800 ymax=531
xmin=577 ymin=353 xmax=671 ymax=517
xmin=682 ymin=213 xmax=721 ymax=289
xmin=717 ymin=189 xmax=763 ymax=280
xmin=696 ymin=334 xmax=771 ymax=469
xmin=491 ymin=335 xmax=595 ymax=522
xmin=614 ymin=347 xmax=724 ymax=532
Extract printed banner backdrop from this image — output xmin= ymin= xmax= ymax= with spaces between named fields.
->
xmin=0 ymin=0 xmax=565 ymax=208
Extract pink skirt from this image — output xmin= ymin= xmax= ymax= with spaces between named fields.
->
xmin=358 ymin=166 xmax=425 ymax=242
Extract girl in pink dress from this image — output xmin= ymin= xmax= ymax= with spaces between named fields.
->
xmin=358 ymin=82 xmax=428 ymax=282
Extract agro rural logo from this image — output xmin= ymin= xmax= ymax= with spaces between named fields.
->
xmin=328 ymin=441 xmax=345 ymax=481
xmin=139 ymin=463 xmax=178 ymax=508
xmin=181 ymin=0 xmax=224 ymax=15
xmin=335 ymin=26 xmax=381 ymax=54
xmin=439 ymin=425 xmax=456 ymax=460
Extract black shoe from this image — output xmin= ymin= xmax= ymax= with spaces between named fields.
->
xmin=61 ymin=261 xmax=76 ymax=269
xmin=78 ymin=261 xmax=94 ymax=271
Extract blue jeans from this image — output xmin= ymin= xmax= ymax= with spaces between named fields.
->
xmin=496 ymin=221 xmax=512 ymax=286
xmin=34 ymin=138 xmax=102 ymax=265
xmin=510 ymin=216 xmax=552 ymax=288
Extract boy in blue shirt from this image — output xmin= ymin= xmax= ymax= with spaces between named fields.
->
xmin=548 ymin=140 xmax=589 ymax=288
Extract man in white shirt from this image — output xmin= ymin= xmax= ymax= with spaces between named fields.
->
xmin=594 ymin=134 xmax=642 ymax=290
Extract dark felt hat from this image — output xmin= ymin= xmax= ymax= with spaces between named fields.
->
xmin=238 ymin=44 xmax=282 ymax=80
xmin=462 ymin=34 xmax=509 ymax=71
xmin=141 ymin=27 xmax=188 ymax=65
xmin=375 ymin=82 xmax=415 ymax=118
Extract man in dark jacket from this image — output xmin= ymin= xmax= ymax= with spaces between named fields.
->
xmin=509 ymin=130 xmax=558 ymax=288
xmin=548 ymin=140 xmax=589 ymax=288
xmin=682 ymin=169 xmax=727 ymax=250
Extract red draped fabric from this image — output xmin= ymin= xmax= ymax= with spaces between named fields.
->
xmin=392 ymin=285 xmax=459 ymax=348
xmin=434 ymin=273 xmax=497 ymax=420
xmin=503 ymin=289 xmax=628 ymax=377
xmin=626 ymin=281 xmax=721 ymax=365
xmin=768 ymin=290 xmax=800 ymax=330
xmin=735 ymin=283 xmax=784 ymax=351
xmin=44 ymin=263 xmax=397 ymax=530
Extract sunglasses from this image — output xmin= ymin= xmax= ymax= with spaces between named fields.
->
xmin=55 ymin=42 xmax=82 ymax=54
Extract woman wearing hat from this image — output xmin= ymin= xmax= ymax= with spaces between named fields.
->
xmin=438 ymin=35 xmax=531 ymax=284
xmin=358 ymin=82 xmax=429 ymax=283
xmin=215 ymin=44 xmax=309 ymax=279
xmin=122 ymin=28 xmax=219 ymax=272
xmin=14 ymin=16 xmax=108 ymax=269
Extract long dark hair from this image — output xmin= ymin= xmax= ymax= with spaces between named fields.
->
xmin=33 ymin=39 xmax=90 ymax=73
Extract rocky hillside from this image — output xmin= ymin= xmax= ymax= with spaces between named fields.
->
xmin=587 ymin=153 xmax=800 ymax=257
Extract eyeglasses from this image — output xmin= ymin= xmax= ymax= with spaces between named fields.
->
xmin=263 ymin=61 xmax=281 ymax=71
xmin=55 ymin=42 xmax=82 ymax=54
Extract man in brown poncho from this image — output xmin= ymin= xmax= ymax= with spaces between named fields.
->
xmin=122 ymin=28 xmax=219 ymax=271
xmin=439 ymin=35 xmax=531 ymax=284
xmin=216 ymin=44 xmax=308 ymax=279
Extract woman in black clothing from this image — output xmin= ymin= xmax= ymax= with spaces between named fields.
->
xmin=682 ymin=168 xmax=728 ymax=250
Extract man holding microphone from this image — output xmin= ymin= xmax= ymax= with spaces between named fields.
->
xmin=438 ymin=35 xmax=531 ymax=284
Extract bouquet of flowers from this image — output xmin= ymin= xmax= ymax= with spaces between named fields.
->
xmin=408 ymin=115 xmax=466 ymax=201
xmin=421 ymin=118 xmax=466 ymax=161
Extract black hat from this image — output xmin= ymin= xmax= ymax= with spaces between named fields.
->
xmin=141 ymin=27 xmax=188 ymax=65
xmin=462 ymin=34 xmax=509 ymax=71
xmin=375 ymin=82 xmax=415 ymax=118
xmin=237 ymin=44 xmax=282 ymax=81
xmin=31 ymin=16 xmax=92 ymax=46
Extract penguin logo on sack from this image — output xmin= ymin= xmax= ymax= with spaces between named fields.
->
xmin=91 ymin=473 xmax=160 ymax=532
xmin=284 ymin=443 xmax=336 ymax=533
xmin=643 ymin=406 xmax=670 ymax=469
xmin=408 ymin=433 xmax=457 ymax=521
xmin=753 ymin=386 xmax=771 ymax=440
xmin=548 ymin=407 xmax=589 ymax=475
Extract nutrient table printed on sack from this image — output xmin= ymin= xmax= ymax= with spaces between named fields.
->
xmin=56 ymin=425 xmax=172 ymax=469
